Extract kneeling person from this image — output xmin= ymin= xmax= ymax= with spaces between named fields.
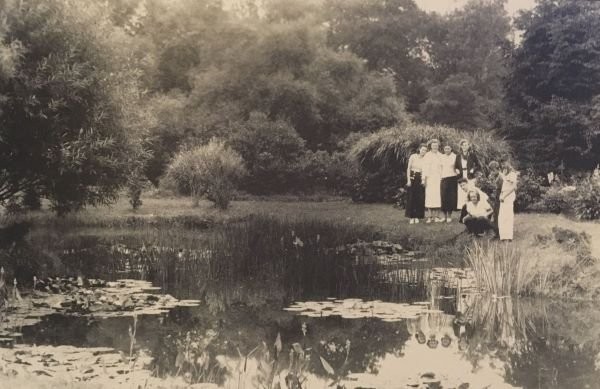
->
xmin=461 ymin=190 xmax=494 ymax=236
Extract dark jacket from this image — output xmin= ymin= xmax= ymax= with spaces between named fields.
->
xmin=454 ymin=152 xmax=480 ymax=180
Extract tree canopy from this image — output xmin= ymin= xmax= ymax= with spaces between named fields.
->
xmin=2 ymin=0 xmax=599 ymax=209
xmin=504 ymin=0 xmax=600 ymax=170
xmin=0 ymin=0 xmax=145 ymax=213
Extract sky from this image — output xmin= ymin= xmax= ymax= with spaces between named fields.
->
xmin=415 ymin=0 xmax=536 ymax=16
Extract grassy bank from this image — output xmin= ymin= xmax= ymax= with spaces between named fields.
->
xmin=5 ymin=194 xmax=600 ymax=298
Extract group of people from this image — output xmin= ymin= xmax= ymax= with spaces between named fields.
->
xmin=405 ymin=139 xmax=517 ymax=241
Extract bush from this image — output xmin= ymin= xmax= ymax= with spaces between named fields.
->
xmin=348 ymin=123 xmax=512 ymax=203
xmin=572 ymin=178 xmax=600 ymax=220
xmin=514 ymin=168 xmax=546 ymax=212
xmin=531 ymin=186 xmax=573 ymax=214
xmin=229 ymin=112 xmax=305 ymax=194
xmin=298 ymin=150 xmax=358 ymax=195
xmin=166 ymin=139 xmax=246 ymax=209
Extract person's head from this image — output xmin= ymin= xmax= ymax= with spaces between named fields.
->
xmin=416 ymin=331 xmax=427 ymax=344
xmin=460 ymin=139 xmax=470 ymax=154
xmin=426 ymin=335 xmax=439 ymax=349
xmin=418 ymin=143 xmax=428 ymax=156
xmin=501 ymin=160 xmax=514 ymax=174
xmin=429 ymin=139 xmax=440 ymax=152
xmin=458 ymin=178 xmax=469 ymax=192
xmin=592 ymin=165 xmax=600 ymax=178
xmin=467 ymin=190 xmax=480 ymax=203
xmin=443 ymin=145 xmax=452 ymax=155
xmin=488 ymin=160 xmax=500 ymax=172
xmin=441 ymin=334 xmax=452 ymax=348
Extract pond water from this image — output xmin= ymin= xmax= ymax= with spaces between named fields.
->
xmin=2 ymin=226 xmax=600 ymax=388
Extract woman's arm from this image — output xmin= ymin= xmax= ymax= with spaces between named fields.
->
xmin=406 ymin=155 xmax=413 ymax=186
xmin=454 ymin=154 xmax=461 ymax=175
xmin=470 ymin=153 xmax=480 ymax=175
xmin=500 ymin=173 xmax=517 ymax=201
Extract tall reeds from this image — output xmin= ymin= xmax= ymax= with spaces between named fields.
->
xmin=465 ymin=241 xmax=537 ymax=296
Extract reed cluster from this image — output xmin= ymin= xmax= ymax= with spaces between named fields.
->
xmin=465 ymin=241 xmax=538 ymax=296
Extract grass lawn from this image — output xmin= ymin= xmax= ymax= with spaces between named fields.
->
xmin=20 ymin=194 xmax=598 ymax=263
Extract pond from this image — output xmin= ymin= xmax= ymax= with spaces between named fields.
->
xmin=2 ymin=220 xmax=600 ymax=388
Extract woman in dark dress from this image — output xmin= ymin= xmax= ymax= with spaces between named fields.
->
xmin=405 ymin=144 xmax=428 ymax=224
xmin=455 ymin=139 xmax=480 ymax=209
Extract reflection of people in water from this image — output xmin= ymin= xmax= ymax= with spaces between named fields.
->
xmin=427 ymin=336 xmax=439 ymax=349
xmin=441 ymin=334 xmax=452 ymax=348
xmin=408 ymin=310 xmax=455 ymax=349
xmin=406 ymin=316 xmax=427 ymax=344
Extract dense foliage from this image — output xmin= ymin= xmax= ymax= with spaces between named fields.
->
xmin=349 ymin=123 xmax=512 ymax=202
xmin=166 ymin=140 xmax=246 ymax=209
xmin=504 ymin=0 xmax=600 ymax=171
xmin=2 ymin=0 xmax=600 ymax=210
xmin=0 ymin=0 xmax=146 ymax=213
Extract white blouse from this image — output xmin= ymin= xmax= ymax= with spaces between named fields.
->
xmin=501 ymin=171 xmax=518 ymax=199
xmin=408 ymin=153 xmax=426 ymax=172
xmin=424 ymin=151 xmax=443 ymax=178
xmin=466 ymin=199 xmax=492 ymax=218
xmin=441 ymin=152 xmax=457 ymax=178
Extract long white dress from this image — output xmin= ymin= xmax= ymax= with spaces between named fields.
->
xmin=424 ymin=151 xmax=443 ymax=208
xmin=498 ymin=171 xmax=518 ymax=240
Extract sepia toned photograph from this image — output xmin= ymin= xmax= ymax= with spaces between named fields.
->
xmin=0 ymin=0 xmax=599 ymax=387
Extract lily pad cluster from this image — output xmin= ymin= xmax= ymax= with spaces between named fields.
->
xmin=0 ymin=279 xmax=201 ymax=340
xmin=284 ymin=298 xmax=432 ymax=321
xmin=334 ymin=240 xmax=427 ymax=266
xmin=0 ymin=344 xmax=154 ymax=384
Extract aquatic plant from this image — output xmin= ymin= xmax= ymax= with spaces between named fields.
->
xmin=465 ymin=241 xmax=537 ymax=296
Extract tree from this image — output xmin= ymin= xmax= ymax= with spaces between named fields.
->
xmin=420 ymin=73 xmax=489 ymax=129
xmin=504 ymin=0 xmax=600 ymax=170
xmin=421 ymin=0 xmax=511 ymax=129
xmin=324 ymin=0 xmax=431 ymax=113
xmin=0 ymin=0 xmax=144 ymax=213
xmin=228 ymin=112 xmax=306 ymax=194
xmin=187 ymin=11 xmax=407 ymax=148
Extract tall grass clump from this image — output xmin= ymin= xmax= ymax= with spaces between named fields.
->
xmin=465 ymin=241 xmax=537 ymax=296
xmin=166 ymin=139 xmax=246 ymax=209
xmin=349 ymin=123 xmax=512 ymax=202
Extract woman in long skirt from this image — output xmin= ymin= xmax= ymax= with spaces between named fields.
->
xmin=424 ymin=139 xmax=444 ymax=223
xmin=440 ymin=144 xmax=458 ymax=222
xmin=405 ymin=144 xmax=427 ymax=224
xmin=498 ymin=161 xmax=518 ymax=241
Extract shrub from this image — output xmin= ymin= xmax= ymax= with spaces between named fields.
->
xmin=348 ymin=123 xmax=512 ymax=203
xmin=229 ymin=112 xmax=305 ymax=194
xmin=298 ymin=150 xmax=359 ymax=195
xmin=514 ymin=168 xmax=546 ymax=212
xmin=166 ymin=139 xmax=246 ymax=209
xmin=530 ymin=186 xmax=573 ymax=214
xmin=572 ymin=178 xmax=600 ymax=220
xmin=21 ymin=189 xmax=42 ymax=211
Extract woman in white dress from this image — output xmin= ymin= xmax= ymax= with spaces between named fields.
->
xmin=423 ymin=139 xmax=444 ymax=223
xmin=498 ymin=161 xmax=518 ymax=241
xmin=440 ymin=144 xmax=458 ymax=222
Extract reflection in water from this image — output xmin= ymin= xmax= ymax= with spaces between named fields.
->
xmin=8 ymin=231 xmax=600 ymax=388
xmin=12 ymin=277 xmax=600 ymax=388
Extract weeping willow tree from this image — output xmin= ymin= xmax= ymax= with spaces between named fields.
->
xmin=348 ymin=123 xmax=512 ymax=202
